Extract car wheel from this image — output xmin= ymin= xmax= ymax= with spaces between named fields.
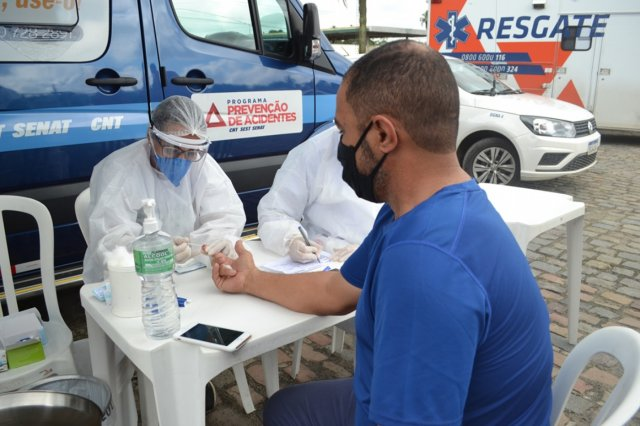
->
xmin=462 ymin=138 xmax=520 ymax=185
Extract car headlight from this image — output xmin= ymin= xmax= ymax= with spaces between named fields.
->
xmin=520 ymin=116 xmax=576 ymax=138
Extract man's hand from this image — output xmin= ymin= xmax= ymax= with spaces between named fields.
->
xmin=288 ymin=236 xmax=322 ymax=263
xmin=211 ymin=240 xmax=256 ymax=294
xmin=173 ymin=236 xmax=192 ymax=263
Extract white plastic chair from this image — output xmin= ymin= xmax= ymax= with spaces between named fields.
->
xmin=552 ymin=326 xmax=640 ymax=426
xmin=74 ymin=188 xmax=260 ymax=414
xmin=74 ymin=187 xmax=91 ymax=243
xmin=0 ymin=195 xmax=77 ymax=392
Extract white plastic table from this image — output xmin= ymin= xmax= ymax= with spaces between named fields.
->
xmin=480 ymin=183 xmax=585 ymax=344
xmin=80 ymin=240 xmax=353 ymax=426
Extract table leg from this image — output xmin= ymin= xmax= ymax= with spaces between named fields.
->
xmin=139 ymin=372 xmax=159 ymax=425
xmin=149 ymin=343 xmax=206 ymax=426
xmin=291 ymin=339 xmax=303 ymax=378
xmin=231 ymin=362 xmax=256 ymax=414
xmin=261 ymin=350 xmax=280 ymax=397
xmin=566 ymin=215 xmax=584 ymax=345
xmin=86 ymin=314 xmax=138 ymax=426
xmin=331 ymin=326 xmax=346 ymax=353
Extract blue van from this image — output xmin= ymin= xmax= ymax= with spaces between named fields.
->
xmin=0 ymin=0 xmax=350 ymax=294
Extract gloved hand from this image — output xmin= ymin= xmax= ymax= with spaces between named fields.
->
xmin=287 ymin=236 xmax=322 ymax=264
xmin=173 ymin=236 xmax=192 ymax=264
xmin=203 ymin=239 xmax=237 ymax=259
xmin=331 ymin=243 xmax=359 ymax=262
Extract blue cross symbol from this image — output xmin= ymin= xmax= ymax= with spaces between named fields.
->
xmin=435 ymin=11 xmax=470 ymax=49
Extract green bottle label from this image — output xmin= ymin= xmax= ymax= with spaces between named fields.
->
xmin=133 ymin=247 xmax=175 ymax=275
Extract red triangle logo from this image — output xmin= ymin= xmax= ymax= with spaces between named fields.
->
xmin=206 ymin=103 xmax=226 ymax=128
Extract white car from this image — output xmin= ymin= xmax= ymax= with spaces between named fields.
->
xmin=446 ymin=56 xmax=600 ymax=185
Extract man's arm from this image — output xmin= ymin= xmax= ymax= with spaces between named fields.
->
xmin=212 ymin=241 xmax=360 ymax=316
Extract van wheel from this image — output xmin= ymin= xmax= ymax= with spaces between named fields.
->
xmin=462 ymin=138 xmax=519 ymax=185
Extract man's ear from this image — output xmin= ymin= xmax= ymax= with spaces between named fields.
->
xmin=371 ymin=115 xmax=398 ymax=154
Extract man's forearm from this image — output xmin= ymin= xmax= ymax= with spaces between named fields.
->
xmin=245 ymin=270 xmax=358 ymax=316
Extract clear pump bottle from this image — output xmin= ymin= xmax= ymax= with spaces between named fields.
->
xmin=132 ymin=199 xmax=180 ymax=339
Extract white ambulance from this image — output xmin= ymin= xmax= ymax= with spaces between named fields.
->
xmin=428 ymin=0 xmax=640 ymax=135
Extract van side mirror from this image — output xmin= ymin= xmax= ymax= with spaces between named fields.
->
xmin=302 ymin=3 xmax=322 ymax=61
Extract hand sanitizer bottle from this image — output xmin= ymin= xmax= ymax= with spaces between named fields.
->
xmin=132 ymin=199 xmax=180 ymax=339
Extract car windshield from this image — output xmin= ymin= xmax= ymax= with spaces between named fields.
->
xmin=446 ymin=57 xmax=521 ymax=95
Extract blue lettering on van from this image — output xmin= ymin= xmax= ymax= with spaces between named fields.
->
xmin=513 ymin=16 xmax=530 ymax=39
xmin=477 ymin=14 xmax=610 ymax=40
xmin=435 ymin=11 xmax=470 ymax=49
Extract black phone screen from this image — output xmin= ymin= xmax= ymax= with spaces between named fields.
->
xmin=181 ymin=323 xmax=244 ymax=346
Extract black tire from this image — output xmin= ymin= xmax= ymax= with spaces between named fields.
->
xmin=462 ymin=137 xmax=520 ymax=185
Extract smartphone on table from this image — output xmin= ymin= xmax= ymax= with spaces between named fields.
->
xmin=174 ymin=322 xmax=251 ymax=352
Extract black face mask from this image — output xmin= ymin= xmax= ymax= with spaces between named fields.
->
xmin=337 ymin=121 xmax=387 ymax=203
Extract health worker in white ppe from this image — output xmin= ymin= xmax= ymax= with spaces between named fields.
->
xmin=83 ymin=96 xmax=246 ymax=282
xmin=258 ymin=125 xmax=382 ymax=263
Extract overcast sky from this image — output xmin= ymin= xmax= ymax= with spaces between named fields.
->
xmin=301 ymin=0 xmax=427 ymax=30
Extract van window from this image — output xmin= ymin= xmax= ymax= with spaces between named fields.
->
xmin=171 ymin=0 xmax=293 ymax=57
xmin=561 ymin=26 xmax=592 ymax=51
xmin=0 ymin=1 xmax=109 ymax=62
xmin=257 ymin=0 xmax=293 ymax=57
xmin=172 ymin=0 xmax=257 ymax=50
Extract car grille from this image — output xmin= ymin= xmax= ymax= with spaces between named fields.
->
xmin=561 ymin=152 xmax=597 ymax=171
xmin=575 ymin=118 xmax=597 ymax=137
xmin=538 ymin=153 xmax=569 ymax=166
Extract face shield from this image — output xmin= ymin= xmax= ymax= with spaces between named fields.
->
xmin=148 ymin=96 xmax=212 ymax=186
xmin=151 ymin=127 xmax=210 ymax=162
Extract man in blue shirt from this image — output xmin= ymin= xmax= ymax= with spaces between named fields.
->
xmin=211 ymin=40 xmax=553 ymax=425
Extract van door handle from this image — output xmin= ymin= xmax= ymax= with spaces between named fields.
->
xmin=171 ymin=77 xmax=214 ymax=86
xmin=85 ymin=77 xmax=138 ymax=87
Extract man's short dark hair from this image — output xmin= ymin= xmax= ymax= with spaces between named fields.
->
xmin=344 ymin=40 xmax=460 ymax=153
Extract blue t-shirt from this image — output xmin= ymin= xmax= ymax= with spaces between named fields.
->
xmin=341 ymin=179 xmax=552 ymax=425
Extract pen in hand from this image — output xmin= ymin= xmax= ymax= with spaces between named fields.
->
xmin=298 ymin=226 xmax=320 ymax=263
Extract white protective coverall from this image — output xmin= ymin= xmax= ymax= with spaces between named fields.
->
xmin=257 ymin=126 xmax=382 ymax=257
xmin=83 ymin=139 xmax=245 ymax=282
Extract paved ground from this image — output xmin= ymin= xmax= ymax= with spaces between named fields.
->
xmin=52 ymin=133 xmax=639 ymax=425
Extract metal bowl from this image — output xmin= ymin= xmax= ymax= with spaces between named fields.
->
xmin=21 ymin=375 xmax=113 ymax=423
xmin=0 ymin=390 xmax=101 ymax=426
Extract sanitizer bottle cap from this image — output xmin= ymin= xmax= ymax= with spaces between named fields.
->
xmin=141 ymin=199 xmax=160 ymax=234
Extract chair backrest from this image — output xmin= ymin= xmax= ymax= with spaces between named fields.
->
xmin=74 ymin=187 xmax=90 ymax=244
xmin=0 ymin=195 xmax=63 ymax=322
xmin=551 ymin=326 xmax=640 ymax=426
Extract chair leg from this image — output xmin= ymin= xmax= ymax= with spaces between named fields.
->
xmin=331 ymin=326 xmax=346 ymax=353
xmin=231 ymin=363 xmax=256 ymax=414
xmin=291 ymin=338 xmax=303 ymax=379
